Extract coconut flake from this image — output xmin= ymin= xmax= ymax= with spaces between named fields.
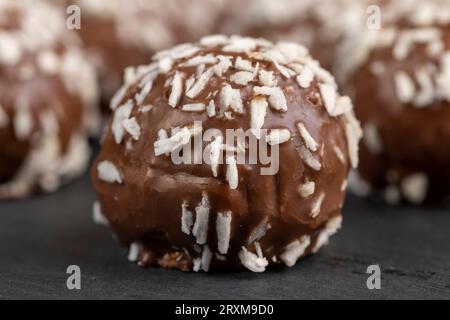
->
xmin=122 ymin=117 xmax=141 ymax=141
xmin=201 ymin=245 xmax=213 ymax=272
xmin=127 ymin=242 xmax=140 ymax=262
xmin=274 ymin=61 xmax=294 ymax=78
xmin=192 ymin=193 xmax=210 ymax=245
xmin=250 ymin=97 xmax=268 ymax=137
xmin=97 ymin=160 xmax=123 ymax=184
xmin=168 ymin=71 xmax=183 ymax=108
xmin=297 ymin=122 xmax=318 ymax=152
xmin=0 ymin=104 xmax=8 ymax=128
xmin=401 ymin=173 xmax=429 ymax=204
xmin=154 ymin=126 xmax=197 ymax=156
xmin=92 ymin=201 xmax=109 ymax=226
xmin=135 ymin=80 xmax=153 ymax=105
xmin=13 ymin=108 xmax=33 ymax=140
xmin=182 ymin=103 xmax=206 ymax=112
xmin=234 ymin=56 xmax=254 ymax=71
xmin=333 ymin=146 xmax=346 ymax=164
xmin=298 ymin=181 xmax=315 ymax=198
xmin=112 ymin=100 xmax=133 ymax=144
xmin=310 ymin=193 xmax=325 ymax=218
xmin=230 ymin=71 xmax=254 ymax=85
xmin=299 ymin=144 xmax=321 ymax=171
xmin=110 ymin=85 xmax=128 ymax=110
xmin=213 ymin=55 xmax=232 ymax=76
xmin=363 ymin=122 xmax=383 ymax=154
xmin=265 ymin=129 xmax=291 ymax=145
xmin=181 ymin=201 xmax=194 ymax=235
xmin=259 ymin=70 xmax=276 ymax=87
xmin=216 ymin=211 xmax=232 ymax=254
xmin=319 ymin=83 xmax=337 ymax=115
xmin=186 ymin=67 xmax=214 ymax=98
xmin=343 ymin=111 xmax=363 ymax=168
xmin=333 ymin=96 xmax=353 ymax=116
xmin=280 ymin=235 xmax=311 ymax=267
xmin=220 ymin=84 xmax=244 ymax=114
xmin=395 ymin=71 xmax=415 ymax=103
xmin=158 ymin=56 xmax=173 ymax=73
xmin=254 ymin=86 xmax=287 ymax=111
xmin=296 ymin=67 xmax=314 ymax=88
xmin=414 ymin=68 xmax=434 ymax=107
xmin=209 ymin=136 xmax=223 ymax=177
xmin=312 ymin=215 xmax=342 ymax=253
xmin=200 ymin=34 xmax=229 ymax=47
xmin=248 ymin=218 xmax=271 ymax=244
xmin=193 ymin=258 xmax=202 ymax=272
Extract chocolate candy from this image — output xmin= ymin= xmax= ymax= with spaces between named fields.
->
xmin=71 ymin=0 xmax=226 ymax=108
xmin=344 ymin=0 xmax=450 ymax=205
xmin=92 ymin=35 xmax=362 ymax=272
xmin=0 ymin=0 xmax=98 ymax=198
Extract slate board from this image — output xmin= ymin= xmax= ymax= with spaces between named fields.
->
xmin=1 ymin=167 xmax=450 ymax=300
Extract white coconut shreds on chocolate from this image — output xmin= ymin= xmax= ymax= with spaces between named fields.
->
xmin=92 ymin=35 xmax=361 ymax=272
xmin=0 ymin=0 xmax=99 ymax=199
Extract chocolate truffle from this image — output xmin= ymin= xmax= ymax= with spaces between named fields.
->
xmin=345 ymin=0 xmax=450 ymax=205
xmin=92 ymin=35 xmax=362 ymax=272
xmin=70 ymin=0 xmax=226 ymax=108
xmin=0 ymin=0 xmax=98 ymax=198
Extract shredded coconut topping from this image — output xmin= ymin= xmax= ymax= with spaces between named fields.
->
xmin=226 ymin=156 xmax=239 ymax=189
xmin=97 ymin=161 xmax=123 ymax=184
xmin=298 ymin=181 xmax=315 ymax=198
xmin=265 ymin=129 xmax=291 ymax=145
xmin=297 ymin=122 xmax=318 ymax=152
xmin=401 ymin=173 xmax=429 ymax=204
xmin=310 ymin=192 xmax=325 ymax=218
xmin=181 ymin=201 xmax=194 ymax=235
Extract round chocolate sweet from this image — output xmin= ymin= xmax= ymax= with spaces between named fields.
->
xmin=0 ymin=0 xmax=98 ymax=198
xmin=92 ymin=35 xmax=362 ymax=272
xmin=71 ymin=0 xmax=226 ymax=108
xmin=345 ymin=0 xmax=450 ymax=205
xmin=218 ymin=0 xmax=370 ymax=80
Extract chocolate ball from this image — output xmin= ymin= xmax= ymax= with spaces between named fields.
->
xmin=345 ymin=0 xmax=450 ymax=205
xmin=92 ymin=35 xmax=362 ymax=272
xmin=0 ymin=0 xmax=98 ymax=198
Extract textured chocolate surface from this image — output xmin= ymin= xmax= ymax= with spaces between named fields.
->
xmin=92 ymin=36 xmax=362 ymax=272
xmin=0 ymin=0 xmax=98 ymax=198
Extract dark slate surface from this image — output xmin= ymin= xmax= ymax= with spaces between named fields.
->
xmin=0 ymin=171 xmax=450 ymax=300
